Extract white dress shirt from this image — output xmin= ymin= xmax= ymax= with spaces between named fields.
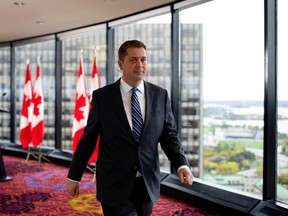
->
xmin=120 ymin=78 xmax=145 ymax=177
xmin=120 ymin=78 xmax=145 ymax=130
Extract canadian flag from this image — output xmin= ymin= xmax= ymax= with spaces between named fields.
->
xmin=87 ymin=50 xmax=100 ymax=164
xmin=31 ymin=57 xmax=44 ymax=147
xmin=72 ymin=54 xmax=90 ymax=154
xmin=20 ymin=61 xmax=34 ymax=149
xmin=89 ymin=50 xmax=100 ymax=103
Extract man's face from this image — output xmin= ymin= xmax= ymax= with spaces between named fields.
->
xmin=118 ymin=47 xmax=147 ymax=86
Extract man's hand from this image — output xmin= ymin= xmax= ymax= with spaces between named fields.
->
xmin=178 ymin=166 xmax=194 ymax=186
xmin=66 ymin=179 xmax=80 ymax=196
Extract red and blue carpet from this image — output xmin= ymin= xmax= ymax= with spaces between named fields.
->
xmin=0 ymin=155 xmax=218 ymax=215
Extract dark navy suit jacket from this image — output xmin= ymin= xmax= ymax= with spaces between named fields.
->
xmin=67 ymin=79 xmax=189 ymax=207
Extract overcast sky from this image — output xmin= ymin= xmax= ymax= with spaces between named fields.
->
xmin=142 ymin=0 xmax=287 ymax=101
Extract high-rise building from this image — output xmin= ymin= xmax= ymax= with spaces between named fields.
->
xmin=0 ymin=23 xmax=202 ymax=177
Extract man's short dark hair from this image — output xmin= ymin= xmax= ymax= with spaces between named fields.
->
xmin=118 ymin=40 xmax=146 ymax=61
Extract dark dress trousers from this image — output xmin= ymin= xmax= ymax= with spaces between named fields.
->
xmin=0 ymin=149 xmax=10 ymax=181
xmin=0 ymin=108 xmax=11 ymax=182
xmin=67 ymin=79 xmax=189 ymax=207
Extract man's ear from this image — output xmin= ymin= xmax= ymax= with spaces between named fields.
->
xmin=118 ymin=60 xmax=123 ymax=70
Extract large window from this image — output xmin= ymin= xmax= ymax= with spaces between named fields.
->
xmin=60 ymin=30 xmax=107 ymax=152
xmin=180 ymin=0 xmax=264 ymax=198
xmin=179 ymin=23 xmax=202 ymax=178
xmin=0 ymin=46 xmax=11 ymax=142
xmin=113 ymin=12 xmax=172 ymax=172
xmin=277 ymin=0 xmax=288 ymax=205
xmin=15 ymin=40 xmax=56 ymax=148
xmin=113 ymin=13 xmax=172 ymax=90
xmin=0 ymin=0 xmax=287 ymax=211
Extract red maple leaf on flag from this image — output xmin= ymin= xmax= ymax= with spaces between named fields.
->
xmin=74 ymin=93 xmax=87 ymax=122
xmin=33 ymin=93 xmax=42 ymax=116
xmin=22 ymin=95 xmax=32 ymax=117
xmin=72 ymin=55 xmax=90 ymax=154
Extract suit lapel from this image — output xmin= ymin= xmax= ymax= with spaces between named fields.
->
xmin=141 ymin=82 xmax=154 ymax=142
xmin=109 ymin=80 xmax=132 ymax=135
xmin=109 ymin=80 xmax=154 ymax=144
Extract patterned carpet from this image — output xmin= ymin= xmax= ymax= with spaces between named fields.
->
xmin=0 ymin=155 xmax=218 ymax=215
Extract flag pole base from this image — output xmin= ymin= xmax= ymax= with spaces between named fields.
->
xmin=26 ymin=146 xmax=38 ymax=162
xmin=38 ymin=146 xmax=51 ymax=164
xmin=38 ymin=155 xmax=51 ymax=163
xmin=25 ymin=146 xmax=51 ymax=164
xmin=86 ymin=165 xmax=95 ymax=173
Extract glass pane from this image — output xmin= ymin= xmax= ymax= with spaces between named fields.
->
xmin=15 ymin=40 xmax=56 ymax=148
xmin=61 ymin=32 xmax=107 ymax=152
xmin=180 ymin=0 xmax=264 ymax=198
xmin=0 ymin=46 xmax=11 ymax=142
xmin=277 ymin=0 xmax=288 ymax=205
xmin=114 ymin=13 xmax=172 ymax=172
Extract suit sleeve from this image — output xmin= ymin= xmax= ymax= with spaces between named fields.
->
xmin=159 ymin=90 xmax=190 ymax=170
xmin=67 ymin=90 xmax=100 ymax=181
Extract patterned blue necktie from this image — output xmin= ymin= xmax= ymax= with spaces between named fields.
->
xmin=131 ymin=88 xmax=143 ymax=143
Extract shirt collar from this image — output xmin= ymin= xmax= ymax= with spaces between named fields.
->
xmin=120 ymin=78 xmax=144 ymax=94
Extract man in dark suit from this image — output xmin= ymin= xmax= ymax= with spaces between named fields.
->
xmin=66 ymin=40 xmax=193 ymax=216
xmin=0 ymin=149 xmax=12 ymax=182
xmin=0 ymin=107 xmax=12 ymax=182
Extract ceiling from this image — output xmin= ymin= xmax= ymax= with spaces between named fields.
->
xmin=0 ymin=0 xmax=178 ymax=43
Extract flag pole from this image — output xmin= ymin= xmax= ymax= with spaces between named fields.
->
xmin=86 ymin=165 xmax=95 ymax=173
xmin=86 ymin=47 xmax=99 ymax=181
xmin=86 ymin=165 xmax=96 ymax=182
xmin=26 ymin=145 xmax=38 ymax=162
xmin=23 ymin=59 xmax=37 ymax=162
xmin=38 ymin=146 xmax=50 ymax=164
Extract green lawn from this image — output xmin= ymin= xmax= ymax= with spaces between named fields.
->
xmin=218 ymin=140 xmax=263 ymax=149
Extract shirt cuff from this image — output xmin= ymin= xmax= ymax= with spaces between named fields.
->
xmin=67 ymin=178 xmax=80 ymax=183
xmin=177 ymin=165 xmax=191 ymax=173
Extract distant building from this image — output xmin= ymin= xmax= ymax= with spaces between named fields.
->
xmin=0 ymin=23 xmax=203 ymax=178
xmin=224 ymin=128 xmax=256 ymax=139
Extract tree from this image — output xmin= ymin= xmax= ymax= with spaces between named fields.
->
xmin=204 ymin=159 xmax=218 ymax=173
xmin=229 ymin=150 xmax=256 ymax=165
xmin=216 ymin=162 xmax=239 ymax=175
xmin=278 ymin=174 xmax=288 ymax=186
xmin=281 ymin=141 xmax=288 ymax=156
xmin=241 ymin=159 xmax=251 ymax=170
xmin=256 ymin=166 xmax=263 ymax=177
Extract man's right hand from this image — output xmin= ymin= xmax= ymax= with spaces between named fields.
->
xmin=66 ymin=179 xmax=79 ymax=196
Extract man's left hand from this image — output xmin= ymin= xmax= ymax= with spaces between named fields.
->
xmin=178 ymin=166 xmax=193 ymax=186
